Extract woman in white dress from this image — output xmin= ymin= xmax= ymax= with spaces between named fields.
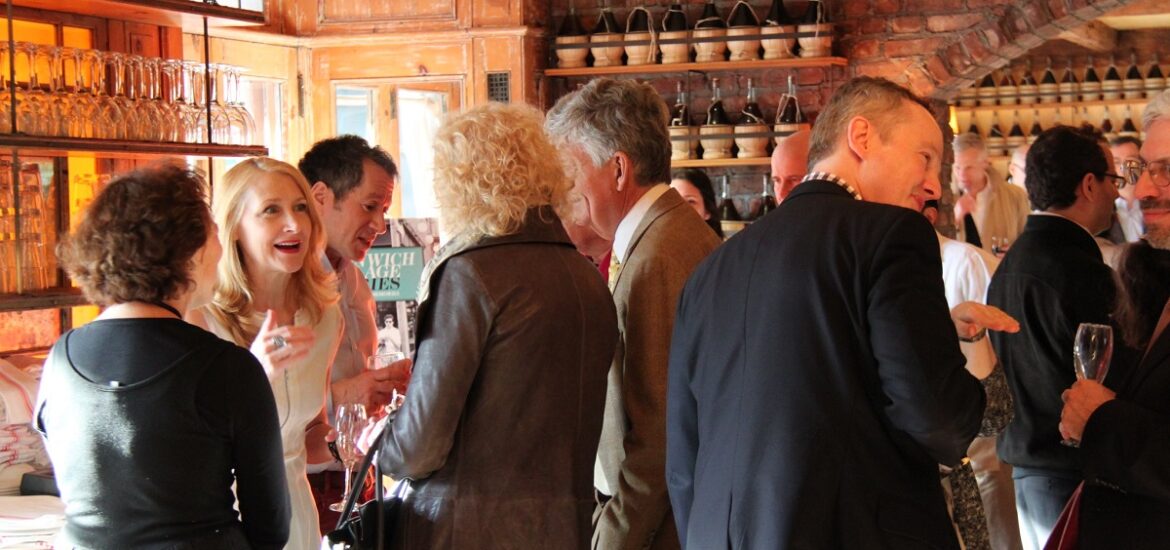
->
xmin=189 ymin=157 xmax=342 ymax=550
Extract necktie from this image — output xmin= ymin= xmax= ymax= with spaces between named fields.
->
xmin=963 ymin=213 xmax=983 ymax=249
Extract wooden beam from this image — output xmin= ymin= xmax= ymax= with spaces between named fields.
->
xmin=1101 ymin=0 xmax=1170 ymax=17
xmin=1056 ymin=20 xmax=1118 ymax=52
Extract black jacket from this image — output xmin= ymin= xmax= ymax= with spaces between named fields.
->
xmin=666 ymin=181 xmax=985 ymax=549
xmin=988 ymin=214 xmax=1118 ymax=474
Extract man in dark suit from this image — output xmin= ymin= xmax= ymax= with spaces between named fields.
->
xmin=665 ymin=77 xmax=987 ymax=549
xmin=1059 ymin=88 xmax=1170 ymax=548
xmin=987 ymin=125 xmax=1123 ymax=550
xmin=546 ymin=78 xmax=722 ymax=550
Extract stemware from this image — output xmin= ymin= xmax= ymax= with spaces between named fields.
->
xmin=1062 ymin=323 xmax=1113 ymax=447
xmin=89 ymin=50 xmax=122 ymax=140
xmin=206 ymin=63 xmax=232 ymax=144
xmin=0 ymin=42 xmax=14 ymax=134
xmin=328 ymin=403 xmax=369 ymax=513
xmin=46 ymin=47 xmax=71 ymax=137
xmin=106 ymin=52 xmax=139 ymax=140
xmin=15 ymin=43 xmax=47 ymax=136
xmin=224 ymin=65 xmax=256 ymax=145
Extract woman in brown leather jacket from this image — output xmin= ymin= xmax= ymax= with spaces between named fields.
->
xmin=377 ymin=102 xmax=619 ymax=549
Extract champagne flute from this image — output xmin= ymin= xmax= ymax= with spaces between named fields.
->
xmin=1062 ymin=323 xmax=1113 ymax=447
xmin=328 ymin=402 xmax=368 ymax=512
xmin=368 ymin=351 xmax=409 ymax=412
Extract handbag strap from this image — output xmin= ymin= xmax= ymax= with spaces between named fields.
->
xmin=334 ymin=425 xmax=388 ymax=529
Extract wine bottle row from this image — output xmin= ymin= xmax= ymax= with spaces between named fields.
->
xmin=958 ymin=53 xmax=1166 ymax=107
xmin=554 ymin=0 xmax=833 ymax=69
xmin=669 ymin=75 xmax=811 ymax=160
xmin=963 ymin=104 xmax=1143 ymax=153
xmin=716 ymin=173 xmax=776 ymax=236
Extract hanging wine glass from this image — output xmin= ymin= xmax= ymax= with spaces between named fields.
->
xmin=18 ymin=164 xmax=46 ymax=290
xmin=46 ymin=46 xmax=71 ymax=137
xmin=0 ymin=42 xmax=14 ymax=134
xmin=162 ymin=59 xmax=190 ymax=142
xmin=225 ymin=65 xmax=256 ymax=145
xmin=206 ymin=63 xmax=231 ymax=144
xmin=107 ymin=52 xmax=141 ymax=140
xmin=183 ymin=61 xmax=208 ymax=143
xmin=142 ymin=57 xmax=175 ymax=142
xmin=65 ymin=47 xmax=95 ymax=139
xmin=129 ymin=55 xmax=164 ymax=142
xmin=16 ymin=43 xmax=48 ymax=136
xmin=88 ymin=50 xmax=121 ymax=140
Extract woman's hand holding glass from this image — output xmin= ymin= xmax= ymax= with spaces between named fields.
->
xmin=251 ymin=309 xmax=315 ymax=379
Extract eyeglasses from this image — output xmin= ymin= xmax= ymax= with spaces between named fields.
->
xmin=1099 ymin=172 xmax=1127 ymax=189
xmin=1121 ymin=158 xmax=1170 ymax=188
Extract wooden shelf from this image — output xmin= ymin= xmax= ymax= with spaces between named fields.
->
xmin=12 ymin=0 xmax=266 ymax=29
xmin=546 ymin=56 xmax=847 ymax=77
xmin=672 ymin=157 xmax=769 ymax=168
xmin=0 ymin=135 xmax=268 ymax=159
xmin=954 ymin=97 xmax=1148 ymax=112
xmin=0 ymin=288 xmax=86 ymax=313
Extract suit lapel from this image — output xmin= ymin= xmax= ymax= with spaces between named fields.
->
xmin=1127 ymin=314 xmax=1170 ymax=395
xmin=612 ymin=188 xmax=686 ymax=290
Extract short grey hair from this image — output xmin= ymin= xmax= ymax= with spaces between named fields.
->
xmin=1143 ymin=88 xmax=1170 ymax=129
xmin=953 ymin=132 xmax=987 ymax=155
xmin=544 ymin=78 xmax=672 ymax=186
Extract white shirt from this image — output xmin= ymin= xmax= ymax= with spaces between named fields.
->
xmin=938 ymin=232 xmax=1000 ymax=379
xmin=612 ymin=184 xmax=670 ymax=263
xmin=1116 ymin=197 xmax=1144 ymax=243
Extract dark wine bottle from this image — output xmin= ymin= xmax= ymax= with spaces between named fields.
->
xmin=627 ymin=5 xmax=650 ymax=33
xmin=593 ymin=6 xmax=620 ymax=34
xmin=988 ymin=114 xmax=1004 ymax=138
xmin=1029 ymin=110 xmax=1043 ymax=138
xmin=966 ymin=121 xmax=981 ymax=136
xmin=1008 ymin=112 xmax=1025 ymax=138
xmin=999 ymin=70 xmax=1016 ymax=88
xmin=718 ymin=175 xmax=742 ymax=221
xmin=1084 ymin=57 xmax=1101 ymax=83
xmin=1120 ymin=106 xmax=1139 ymax=137
xmin=557 ymin=4 xmax=587 ymax=36
xmin=728 ymin=1 xmax=760 ymax=27
xmin=1148 ymin=54 xmax=1165 ymax=80
xmin=764 ymin=0 xmax=794 ymax=25
xmin=1104 ymin=55 xmax=1121 ymax=82
xmin=753 ymin=174 xmax=777 ymax=219
xmin=695 ymin=1 xmax=726 ymax=29
xmin=1061 ymin=58 xmax=1078 ymax=84
xmin=1126 ymin=52 xmax=1143 ymax=80
xmin=663 ymin=3 xmax=688 ymax=32
xmin=979 ymin=74 xmax=996 ymax=89
xmin=1021 ymin=62 xmax=1038 ymax=86
xmin=670 ymin=81 xmax=690 ymax=127
xmin=1101 ymin=106 xmax=1114 ymax=134
xmin=801 ymin=0 xmax=826 ymax=24
xmin=1041 ymin=57 xmax=1057 ymax=85
xmin=739 ymin=78 xmax=765 ymax=125
xmin=707 ymin=78 xmax=731 ymax=125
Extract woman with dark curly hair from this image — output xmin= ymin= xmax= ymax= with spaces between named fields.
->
xmin=35 ymin=163 xmax=290 ymax=549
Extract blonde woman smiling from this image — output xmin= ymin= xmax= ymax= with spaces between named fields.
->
xmin=189 ymin=157 xmax=341 ymax=550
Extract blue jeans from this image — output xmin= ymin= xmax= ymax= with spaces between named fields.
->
xmin=1013 ymin=470 xmax=1080 ymax=550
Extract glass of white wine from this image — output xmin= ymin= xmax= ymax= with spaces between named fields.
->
xmin=1062 ymin=323 xmax=1113 ymax=447
xmin=328 ymin=402 xmax=368 ymax=512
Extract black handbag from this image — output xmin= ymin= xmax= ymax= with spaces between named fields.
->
xmin=322 ymin=427 xmax=404 ymax=550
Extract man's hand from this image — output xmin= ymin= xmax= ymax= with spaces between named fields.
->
xmin=331 ymin=359 xmax=412 ymax=413
xmin=1059 ymin=379 xmax=1116 ymax=442
xmin=954 ymin=193 xmax=976 ymax=222
xmin=951 ymin=301 xmax=1020 ymax=340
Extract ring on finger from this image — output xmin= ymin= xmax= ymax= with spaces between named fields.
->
xmin=272 ymin=335 xmax=287 ymax=350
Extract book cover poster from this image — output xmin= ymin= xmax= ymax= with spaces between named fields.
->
xmin=357 ymin=218 xmax=440 ymax=357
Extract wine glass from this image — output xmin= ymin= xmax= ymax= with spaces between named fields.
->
xmin=368 ymin=351 xmax=409 ymax=412
xmin=1062 ymin=323 xmax=1113 ymax=447
xmin=328 ymin=402 xmax=369 ymax=512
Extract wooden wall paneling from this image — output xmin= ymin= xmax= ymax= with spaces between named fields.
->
xmin=472 ymin=0 xmax=517 ymax=27
xmin=321 ymin=0 xmax=456 ymax=23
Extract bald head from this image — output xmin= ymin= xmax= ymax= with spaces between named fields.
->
xmin=771 ymin=129 xmax=810 ymax=202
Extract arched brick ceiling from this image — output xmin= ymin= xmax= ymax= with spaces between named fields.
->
xmin=837 ymin=0 xmax=1136 ymax=100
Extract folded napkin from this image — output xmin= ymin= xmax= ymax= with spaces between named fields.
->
xmin=0 ymin=495 xmax=63 ymax=548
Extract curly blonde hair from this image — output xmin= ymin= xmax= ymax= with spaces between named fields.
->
xmin=204 ymin=157 xmax=337 ymax=346
xmin=433 ymin=102 xmax=570 ymax=238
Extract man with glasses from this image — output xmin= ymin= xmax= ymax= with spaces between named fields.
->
xmin=1057 ymin=88 xmax=1170 ymax=547
xmin=1109 ymin=136 xmax=1144 ymax=243
xmin=987 ymin=125 xmax=1124 ymax=550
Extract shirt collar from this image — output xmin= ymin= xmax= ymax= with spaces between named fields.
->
xmin=802 ymin=172 xmax=863 ymax=201
xmin=613 ymin=183 xmax=669 ymax=263
xmin=1031 ymin=211 xmax=1095 ymax=239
